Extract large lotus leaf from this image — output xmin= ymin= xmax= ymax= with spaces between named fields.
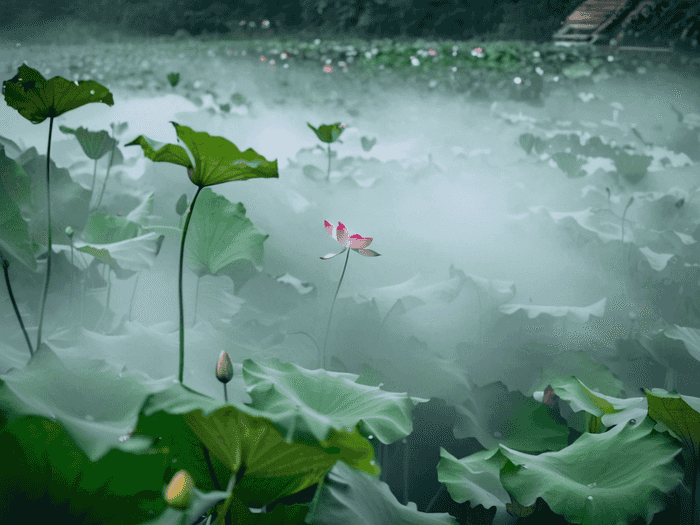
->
xmin=0 ymin=415 xmax=170 ymax=524
xmin=59 ymin=125 xmax=117 ymax=160
xmin=242 ymin=358 xmax=426 ymax=446
xmin=185 ymin=188 xmax=268 ymax=287
xmin=125 ymin=191 xmax=155 ymax=227
xmin=127 ymin=123 xmax=279 ymax=187
xmin=0 ymin=134 xmax=24 ymax=159
xmin=306 ymin=460 xmax=458 ymax=525
xmin=83 ymin=213 xmax=140 ymax=244
xmin=498 ymin=297 xmax=607 ymax=323
xmin=0 ymin=343 xmax=174 ymax=462
xmin=74 ymin=231 xmax=163 ymax=280
xmin=125 ymin=134 xmax=192 ymax=169
xmin=645 ymin=388 xmax=700 ymax=459
xmin=525 ymin=205 xmax=634 ymax=244
xmin=22 ymin=153 xmax=91 ymax=247
xmin=185 ymin=405 xmax=373 ymax=509
xmin=437 ymin=447 xmax=511 ymax=525
xmin=453 ymin=380 xmax=570 ymax=452
xmin=138 ymin=380 xmax=372 ymax=510
xmin=2 ymin=63 xmax=114 ymax=124
xmin=0 ymin=146 xmax=35 ymax=270
xmin=498 ymin=416 xmax=683 ymax=525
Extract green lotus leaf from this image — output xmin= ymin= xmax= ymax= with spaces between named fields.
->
xmin=2 ymin=63 xmax=114 ymax=124
xmin=0 ymin=146 xmax=35 ymax=270
xmin=127 ymin=123 xmax=279 ymax=187
xmin=185 ymin=188 xmax=268 ymax=293
xmin=59 ymin=125 xmax=117 ymax=160
xmin=307 ymin=122 xmax=345 ymax=143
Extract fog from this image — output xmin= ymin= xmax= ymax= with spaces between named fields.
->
xmin=1 ymin=25 xmax=699 ymax=333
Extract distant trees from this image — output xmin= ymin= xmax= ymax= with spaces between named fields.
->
xmin=2 ymin=0 xmax=698 ymax=49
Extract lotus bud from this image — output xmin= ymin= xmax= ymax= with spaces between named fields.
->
xmin=175 ymin=194 xmax=188 ymax=216
xmin=65 ymin=226 xmax=74 ymax=238
xmin=216 ymin=351 xmax=234 ymax=384
xmin=164 ymin=469 xmax=194 ymax=510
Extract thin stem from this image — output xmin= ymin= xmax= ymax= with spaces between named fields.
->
xmin=69 ymin=242 xmax=74 ymax=313
xmin=0 ymin=252 xmax=33 ymax=357
xmin=89 ymin=157 xmax=98 ymax=202
xmin=193 ymin=275 xmax=201 ymax=327
xmin=36 ymin=116 xmax=55 ymax=352
xmin=620 ymin=196 xmax=634 ymax=298
xmin=223 ymin=383 xmax=228 ymax=403
xmin=202 ymin=444 xmax=222 ymax=491
xmin=129 ymin=271 xmax=141 ymax=321
xmin=286 ymin=331 xmax=321 ymax=365
xmin=178 ymin=185 xmax=204 ymax=384
xmin=403 ymin=435 xmax=410 ymax=505
xmin=97 ymin=266 xmax=112 ymax=332
xmin=326 ymin=143 xmax=331 ymax=181
xmin=425 ymin=485 xmax=444 ymax=513
xmin=321 ymin=248 xmax=351 ymax=369
xmin=95 ymin=140 xmax=117 ymax=210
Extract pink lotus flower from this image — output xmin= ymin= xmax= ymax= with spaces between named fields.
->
xmin=316 ymin=220 xmax=380 ymax=370
xmin=320 ymin=220 xmax=381 ymax=259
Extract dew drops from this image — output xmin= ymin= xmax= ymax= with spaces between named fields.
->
xmin=368 ymin=434 xmax=374 ymax=439
xmin=493 ymin=431 xmax=502 ymax=438
xmin=85 ymin=414 xmax=94 ymax=421
xmin=522 ymin=464 xmax=528 ymax=469
xmin=514 ymin=77 xmax=522 ymax=84
xmin=587 ymin=482 xmax=597 ymax=488
xmin=172 ymin=458 xmax=177 ymax=463
xmin=588 ymin=495 xmax=593 ymax=501
xmin=370 ymin=460 xmax=375 ymax=465
xmin=90 ymin=90 xmax=95 ymax=95
xmin=50 ymin=413 xmax=56 ymax=420
xmin=402 ymin=438 xmax=407 ymax=444
xmin=628 ymin=419 xmax=636 ymax=425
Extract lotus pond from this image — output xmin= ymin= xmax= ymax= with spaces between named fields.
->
xmin=2 ymin=26 xmax=700 ymax=525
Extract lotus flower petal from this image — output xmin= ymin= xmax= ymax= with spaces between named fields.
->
xmin=320 ymin=247 xmax=348 ymax=259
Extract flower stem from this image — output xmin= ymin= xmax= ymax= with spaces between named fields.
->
xmin=89 ymin=157 xmax=98 ymax=203
xmin=95 ymin=140 xmax=117 ymax=210
xmin=178 ymin=185 xmax=204 ymax=384
xmin=36 ymin=116 xmax=55 ymax=353
xmin=97 ymin=265 xmax=112 ymax=332
xmin=326 ymin=143 xmax=331 ymax=181
xmin=321 ymin=247 xmax=350 ymax=369
xmin=0 ymin=252 xmax=33 ymax=357
xmin=201 ymin=444 xmax=222 ymax=491
xmin=286 ymin=331 xmax=321 ymax=365
xmin=69 ymin=242 xmax=74 ymax=313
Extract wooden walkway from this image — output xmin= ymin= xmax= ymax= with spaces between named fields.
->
xmin=554 ymin=0 xmax=673 ymax=62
